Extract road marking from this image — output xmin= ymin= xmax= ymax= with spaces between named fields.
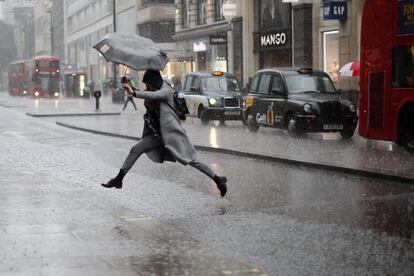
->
xmin=2 ymin=131 xmax=26 ymax=139
xmin=222 ymin=268 xmax=267 ymax=275
xmin=120 ymin=214 xmax=152 ymax=221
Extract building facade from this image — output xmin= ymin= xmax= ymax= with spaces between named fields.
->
xmin=66 ymin=0 xmax=137 ymax=92
xmin=0 ymin=0 xmax=36 ymax=60
xmin=136 ymin=0 xmax=178 ymax=81
xmin=173 ymin=0 xmax=242 ymax=82
xmin=313 ymin=0 xmax=363 ymax=94
xmin=241 ymin=0 xmax=313 ymax=87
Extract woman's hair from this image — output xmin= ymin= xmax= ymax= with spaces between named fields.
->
xmin=143 ymin=70 xmax=163 ymax=89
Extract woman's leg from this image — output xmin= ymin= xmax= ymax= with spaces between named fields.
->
xmin=131 ymin=98 xmax=138 ymax=111
xmin=122 ymin=98 xmax=129 ymax=111
xmin=102 ymin=136 xmax=161 ymax=189
xmin=121 ymin=136 xmax=162 ymax=173
xmin=189 ymin=159 xmax=227 ymax=197
xmin=189 ymin=159 xmax=216 ymax=179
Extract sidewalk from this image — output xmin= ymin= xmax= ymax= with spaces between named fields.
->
xmin=1 ymin=92 xmax=414 ymax=183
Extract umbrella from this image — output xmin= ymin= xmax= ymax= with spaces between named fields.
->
xmin=339 ymin=61 xmax=360 ymax=77
xmin=93 ymin=32 xmax=169 ymax=71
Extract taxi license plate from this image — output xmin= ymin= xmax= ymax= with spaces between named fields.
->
xmin=323 ymin=124 xmax=343 ymax=130
xmin=224 ymin=110 xmax=241 ymax=116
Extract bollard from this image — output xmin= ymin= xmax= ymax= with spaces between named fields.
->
xmin=93 ymin=90 xmax=102 ymax=111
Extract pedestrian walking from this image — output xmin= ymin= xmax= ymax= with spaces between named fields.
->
xmin=122 ymin=92 xmax=138 ymax=112
xmin=101 ymin=70 xmax=227 ymax=197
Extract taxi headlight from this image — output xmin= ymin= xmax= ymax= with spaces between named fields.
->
xmin=209 ymin=98 xmax=221 ymax=106
xmin=303 ymin=103 xmax=312 ymax=113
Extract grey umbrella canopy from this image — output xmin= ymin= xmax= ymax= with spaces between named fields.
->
xmin=93 ymin=32 xmax=169 ymax=71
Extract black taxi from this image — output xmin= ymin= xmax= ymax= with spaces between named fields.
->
xmin=179 ymin=71 xmax=243 ymax=125
xmin=243 ymin=68 xmax=358 ymax=138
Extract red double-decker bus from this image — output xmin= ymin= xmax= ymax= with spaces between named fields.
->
xmin=8 ymin=55 xmax=60 ymax=98
xmin=359 ymin=0 xmax=414 ymax=152
xmin=8 ymin=60 xmax=27 ymax=96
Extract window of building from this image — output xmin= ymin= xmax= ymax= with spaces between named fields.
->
xmin=142 ymin=0 xmax=174 ymax=5
xmin=323 ymin=30 xmax=339 ymax=84
xmin=197 ymin=0 xmax=207 ymax=25
xmin=259 ymin=0 xmax=291 ymax=31
xmin=214 ymin=0 xmax=224 ymax=21
xmin=182 ymin=0 xmax=190 ymax=28
xmin=138 ymin=21 xmax=175 ymax=43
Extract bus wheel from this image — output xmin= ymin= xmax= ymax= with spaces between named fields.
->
xmin=246 ymin=113 xmax=259 ymax=132
xmin=400 ymin=106 xmax=414 ymax=153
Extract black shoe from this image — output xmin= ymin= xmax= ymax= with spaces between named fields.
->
xmin=101 ymin=177 xmax=123 ymax=189
xmin=214 ymin=176 xmax=227 ymax=197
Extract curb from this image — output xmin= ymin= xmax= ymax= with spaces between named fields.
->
xmin=27 ymin=112 xmax=121 ymax=117
xmin=56 ymin=121 xmax=414 ymax=185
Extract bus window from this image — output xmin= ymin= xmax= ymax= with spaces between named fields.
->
xmin=392 ymin=46 xmax=414 ymax=87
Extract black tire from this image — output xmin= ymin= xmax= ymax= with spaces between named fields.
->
xmin=246 ymin=113 xmax=259 ymax=132
xmin=340 ymin=127 xmax=355 ymax=139
xmin=399 ymin=106 xmax=414 ymax=153
xmin=198 ymin=106 xmax=209 ymax=126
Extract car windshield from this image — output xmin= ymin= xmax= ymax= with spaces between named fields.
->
xmin=201 ymin=76 xmax=241 ymax=93
xmin=285 ymin=74 xmax=337 ymax=94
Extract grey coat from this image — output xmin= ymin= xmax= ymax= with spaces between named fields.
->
xmin=133 ymin=83 xmax=197 ymax=165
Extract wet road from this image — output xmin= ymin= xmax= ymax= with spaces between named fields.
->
xmin=0 ymin=103 xmax=413 ymax=275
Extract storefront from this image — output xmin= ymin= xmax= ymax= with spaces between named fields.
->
xmin=174 ymin=27 xmax=231 ymax=74
xmin=252 ymin=0 xmax=313 ymax=70
xmin=191 ymin=33 xmax=228 ymax=72
xmin=254 ymin=0 xmax=293 ymax=68
xmin=313 ymin=0 xmax=362 ymax=103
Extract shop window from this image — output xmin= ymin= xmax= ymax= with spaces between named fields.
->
xmin=323 ymin=30 xmax=339 ymax=84
xmin=198 ymin=0 xmax=207 ymax=25
xmin=392 ymin=46 xmax=414 ymax=88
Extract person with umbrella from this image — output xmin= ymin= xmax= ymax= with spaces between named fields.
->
xmin=101 ymin=70 xmax=228 ymax=197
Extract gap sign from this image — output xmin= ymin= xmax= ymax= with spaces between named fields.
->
xmin=323 ymin=0 xmax=347 ymax=21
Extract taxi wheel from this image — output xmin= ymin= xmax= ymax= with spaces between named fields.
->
xmin=246 ymin=114 xmax=259 ymax=132
xmin=286 ymin=114 xmax=304 ymax=137
xmin=399 ymin=106 xmax=414 ymax=153
xmin=340 ymin=127 xmax=355 ymax=139
xmin=198 ymin=106 xmax=210 ymax=125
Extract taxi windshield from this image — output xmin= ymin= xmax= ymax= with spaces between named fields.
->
xmin=201 ymin=76 xmax=241 ymax=93
xmin=285 ymin=75 xmax=337 ymax=94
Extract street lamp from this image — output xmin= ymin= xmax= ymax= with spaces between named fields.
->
xmin=46 ymin=10 xmax=53 ymax=56
xmin=112 ymin=0 xmax=117 ymax=92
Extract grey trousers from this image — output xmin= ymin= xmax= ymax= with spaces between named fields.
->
xmin=121 ymin=135 xmax=216 ymax=179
